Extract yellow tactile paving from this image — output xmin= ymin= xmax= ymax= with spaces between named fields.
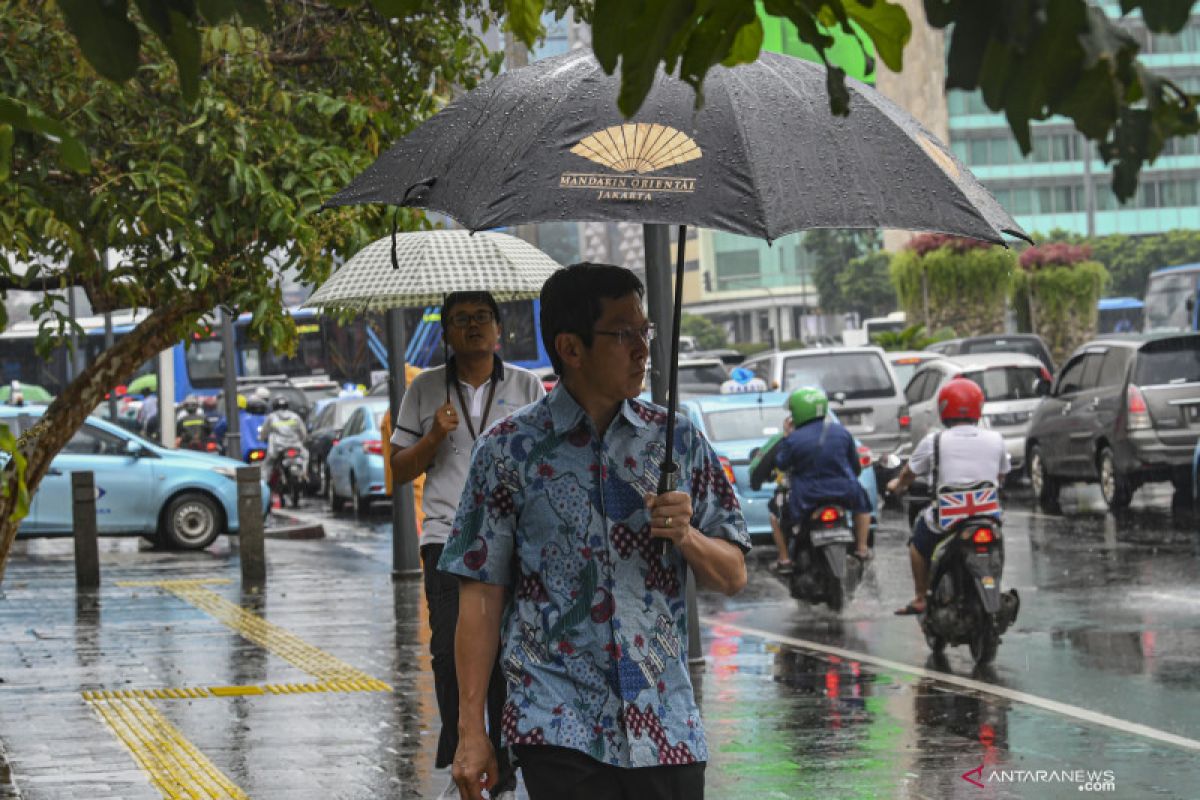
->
xmin=144 ymin=579 xmax=391 ymax=688
xmin=83 ymin=578 xmax=394 ymax=800
xmin=88 ymin=695 xmax=249 ymax=800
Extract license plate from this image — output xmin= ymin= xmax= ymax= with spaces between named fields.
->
xmin=839 ymin=413 xmax=861 ymax=426
xmin=811 ymin=527 xmax=853 ymax=546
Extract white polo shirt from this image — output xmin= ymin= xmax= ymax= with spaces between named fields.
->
xmin=909 ymin=424 xmax=1010 ymax=529
xmin=391 ymin=357 xmax=544 ymax=546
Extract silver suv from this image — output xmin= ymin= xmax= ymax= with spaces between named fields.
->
xmin=741 ymin=346 xmax=909 ymax=457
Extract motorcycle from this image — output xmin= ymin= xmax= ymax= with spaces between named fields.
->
xmin=916 ymin=484 xmax=1020 ymax=665
xmin=267 ymin=445 xmax=308 ymax=508
xmin=783 ymin=502 xmax=865 ymax=612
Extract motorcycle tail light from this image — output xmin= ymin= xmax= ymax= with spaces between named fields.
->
xmin=818 ymin=506 xmax=840 ymax=525
xmin=363 ymin=439 xmax=383 ymax=455
xmin=718 ymin=456 xmax=736 ymax=486
xmin=206 ymin=442 xmax=218 ymax=452
xmin=857 ymin=444 xmax=872 ymax=469
xmin=971 ymin=527 xmax=995 ymax=544
xmin=285 ymin=448 xmax=299 ymax=458
xmin=248 ymin=450 xmax=265 ymax=462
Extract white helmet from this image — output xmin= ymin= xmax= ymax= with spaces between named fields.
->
xmin=253 ymin=386 xmax=271 ymax=402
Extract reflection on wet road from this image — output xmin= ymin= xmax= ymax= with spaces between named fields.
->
xmin=0 ymin=479 xmax=1196 ymax=798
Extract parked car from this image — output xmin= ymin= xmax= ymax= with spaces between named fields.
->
xmin=3 ymin=406 xmax=269 ymax=550
xmin=309 ymin=397 xmax=390 ymax=496
xmin=325 ymin=399 xmax=391 ymax=514
xmin=678 ymin=391 xmax=877 ymax=543
xmin=886 ymin=350 xmax=945 ymax=390
xmin=740 ymin=346 xmax=910 ymax=459
xmin=1025 ymin=333 xmax=1200 ymax=512
xmin=904 ymin=353 xmax=1051 ymax=474
xmin=677 ymin=358 xmax=730 ymax=397
xmin=925 ymin=333 xmax=1056 ymax=374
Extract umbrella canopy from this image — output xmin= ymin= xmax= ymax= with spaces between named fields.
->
xmin=0 ymin=383 xmax=53 ymax=403
xmin=304 ymin=229 xmax=564 ymax=312
xmin=326 ymin=49 xmax=1028 ymax=245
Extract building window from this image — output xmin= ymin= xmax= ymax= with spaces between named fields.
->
xmin=716 ymin=250 xmax=761 ymax=290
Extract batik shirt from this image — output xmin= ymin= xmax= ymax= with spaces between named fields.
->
xmin=439 ymin=384 xmax=749 ymax=768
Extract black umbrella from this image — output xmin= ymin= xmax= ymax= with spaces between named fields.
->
xmin=326 ymin=49 xmax=1029 ymax=538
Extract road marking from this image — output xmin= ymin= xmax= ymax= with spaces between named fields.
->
xmin=88 ymin=695 xmax=249 ymax=800
xmin=701 ymin=617 xmax=1200 ymax=754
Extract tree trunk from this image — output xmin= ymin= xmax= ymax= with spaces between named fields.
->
xmin=0 ymin=297 xmax=211 ymax=586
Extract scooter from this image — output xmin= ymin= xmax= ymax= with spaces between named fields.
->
xmin=917 ymin=491 xmax=1020 ymax=665
xmin=267 ymin=445 xmax=308 ymax=508
xmin=784 ymin=502 xmax=865 ymax=612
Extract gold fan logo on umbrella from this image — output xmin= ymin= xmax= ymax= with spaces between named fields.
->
xmin=561 ymin=123 xmax=701 ymax=201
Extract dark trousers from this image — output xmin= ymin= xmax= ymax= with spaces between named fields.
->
xmin=514 ymin=744 xmax=705 ymax=800
xmin=421 ymin=544 xmax=514 ymax=790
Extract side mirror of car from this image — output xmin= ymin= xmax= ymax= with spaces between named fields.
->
xmin=125 ymin=440 xmax=145 ymax=458
xmin=1034 ymin=378 xmax=1051 ymax=397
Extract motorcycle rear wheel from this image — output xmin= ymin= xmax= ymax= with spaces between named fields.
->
xmin=825 ymin=568 xmax=844 ymax=612
xmin=924 ymin=629 xmax=946 ymax=654
xmin=969 ymin=605 xmax=1000 ymax=665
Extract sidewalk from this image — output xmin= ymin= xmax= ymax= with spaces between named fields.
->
xmin=0 ymin=528 xmax=1026 ymax=800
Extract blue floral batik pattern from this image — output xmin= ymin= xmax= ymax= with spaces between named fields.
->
xmin=439 ymin=384 xmax=749 ymax=767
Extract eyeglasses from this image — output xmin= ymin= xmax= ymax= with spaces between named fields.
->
xmin=446 ymin=310 xmax=496 ymax=328
xmin=593 ymin=323 xmax=656 ymax=347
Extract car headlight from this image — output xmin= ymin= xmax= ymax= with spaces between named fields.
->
xmin=212 ymin=466 xmax=238 ymax=481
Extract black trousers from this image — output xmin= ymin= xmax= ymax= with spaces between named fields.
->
xmin=514 ymin=745 xmax=705 ymax=800
xmin=421 ymin=544 xmax=514 ymax=790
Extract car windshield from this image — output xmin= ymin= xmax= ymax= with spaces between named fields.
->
xmin=890 ymin=359 xmax=925 ymax=388
xmin=782 ymin=353 xmax=895 ymax=399
xmin=704 ymin=405 xmax=784 ymax=442
xmin=961 ymin=366 xmax=1046 ymax=401
xmin=335 ymin=402 xmax=367 ymax=427
xmin=1134 ymin=339 xmax=1200 ymax=385
xmin=679 ymin=363 xmax=728 ymax=386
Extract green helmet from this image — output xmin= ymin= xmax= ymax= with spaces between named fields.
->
xmin=787 ymin=386 xmax=828 ymax=426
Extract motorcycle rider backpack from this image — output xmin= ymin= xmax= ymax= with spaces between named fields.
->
xmin=931 ymin=432 xmax=1002 ymax=532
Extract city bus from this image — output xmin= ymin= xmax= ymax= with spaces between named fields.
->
xmin=1096 ymin=297 xmax=1144 ymax=333
xmin=1145 ymin=264 xmax=1200 ymax=333
xmin=0 ymin=301 xmax=551 ymax=402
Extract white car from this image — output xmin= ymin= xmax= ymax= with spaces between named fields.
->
xmin=903 ymin=352 xmax=1052 ymax=472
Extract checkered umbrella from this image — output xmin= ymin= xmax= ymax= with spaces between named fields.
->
xmin=303 ymin=229 xmax=563 ymax=311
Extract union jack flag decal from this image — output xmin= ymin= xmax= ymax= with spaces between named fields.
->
xmin=936 ymin=483 xmax=1001 ymax=530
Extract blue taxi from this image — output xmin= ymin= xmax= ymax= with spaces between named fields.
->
xmin=678 ymin=390 xmax=878 ymax=543
xmin=2 ymin=406 xmax=269 ymax=550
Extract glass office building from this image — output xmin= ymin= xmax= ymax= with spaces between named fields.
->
xmin=947 ymin=2 xmax=1200 ymax=236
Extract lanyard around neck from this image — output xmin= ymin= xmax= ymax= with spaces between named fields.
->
xmin=452 ymin=376 xmax=498 ymax=442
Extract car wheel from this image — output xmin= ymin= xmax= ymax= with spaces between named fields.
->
xmin=161 ymin=492 xmax=222 ymax=550
xmin=327 ymin=466 xmax=346 ymax=513
xmin=1029 ymin=444 xmax=1061 ymax=513
xmin=352 ymin=474 xmax=372 ymax=516
xmin=1098 ymin=446 xmax=1133 ymax=511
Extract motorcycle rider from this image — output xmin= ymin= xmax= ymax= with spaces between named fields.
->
xmin=775 ymin=386 xmax=873 ymax=562
xmin=175 ymin=395 xmax=210 ymax=450
xmin=260 ymin=395 xmax=308 ymax=483
xmin=887 ymin=377 xmax=1010 ymax=616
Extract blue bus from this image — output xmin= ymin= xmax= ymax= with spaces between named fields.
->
xmin=1145 ymin=264 xmax=1200 ymax=333
xmin=1096 ymin=297 xmax=1144 ymax=334
xmin=0 ymin=301 xmax=551 ymax=402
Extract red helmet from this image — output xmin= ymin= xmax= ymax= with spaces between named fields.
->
xmin=938 ymin=377 xmax=984 ymax=424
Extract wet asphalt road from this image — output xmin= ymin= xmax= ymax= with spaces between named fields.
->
xmin=1 ymin=477 xmax=1198 ymax=798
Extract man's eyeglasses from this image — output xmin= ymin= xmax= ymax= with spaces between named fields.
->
xmin=447 ymin=310 xmax=496 ymax=328
xmin=593 ymin=323 xmax=656 ymax=347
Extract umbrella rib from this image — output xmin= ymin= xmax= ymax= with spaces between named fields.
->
xmin=718 ymin=68 xmax=772 ymax=241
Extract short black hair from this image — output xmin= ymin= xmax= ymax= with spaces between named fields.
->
xmin=441 ymin=291 xmax=501 ymax=330
xmin=539 ymin=263 xmax=645 ymax=374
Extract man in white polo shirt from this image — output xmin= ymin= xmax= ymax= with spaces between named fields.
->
xmin=390 ymin=290 xmax=544 ymax=800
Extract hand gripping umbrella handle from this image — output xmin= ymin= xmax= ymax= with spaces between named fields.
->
xmin=656 ymin=463 xmax=678 ymax=556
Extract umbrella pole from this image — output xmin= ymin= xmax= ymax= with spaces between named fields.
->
xmin=656 ymin=225 xmax=688 ymax=552
xmin=387 ymin=308 xmax=422 ymax=579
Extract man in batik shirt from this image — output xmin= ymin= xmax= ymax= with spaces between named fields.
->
xmin=441 ymin=263 xmax=750 ymax=800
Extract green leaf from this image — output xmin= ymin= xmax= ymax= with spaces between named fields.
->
xmin=504 ymin=0 xmax=546 ymax=48
xmin=1121 ymin=0 xmax=1193 ymax=32
xmin=844 ymin=0 xmax=910 ymax=72
xmin=57 ymin=0 xmax=142 ymax=83
xmin=0 ymin=424 xmax=30 ymax=522
xmin=0 ymin=124 xmax=11 ymax=182
xmin=197 ymin=0 xmax=237 ymax=22
xmin=134 ymin=4 xmax=203 ymax=102
xmin=369 ymin=0 xmax=427 ymax=16
xmin=721 ymin=17 xmax=764 ymax=67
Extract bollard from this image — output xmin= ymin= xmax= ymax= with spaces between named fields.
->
xmin=236 ymin=467 xmax=266 ymax=584
xmin=72 ymin=471 xmax=99 ymax=589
